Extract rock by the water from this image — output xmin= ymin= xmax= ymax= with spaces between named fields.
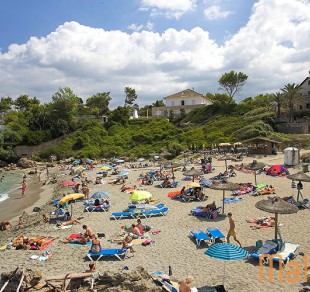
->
xmin=17 ymin=158 xmax=37 ymax=169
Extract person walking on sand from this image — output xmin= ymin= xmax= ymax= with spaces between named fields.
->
xmin=226 ymin=212 xmax=242 ymax=247
xmin=21 ymin=181 xmax=27 ymax=197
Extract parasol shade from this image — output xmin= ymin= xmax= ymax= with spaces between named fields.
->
xmin=205 ymin=243 xmax=248 ymax=261
xmin=130 ymin=190 xmax=152 ymax=201
xmin=244 ymin=160 xmax=266 ymax=185
xmin=187 ymin=181 xmax=201 ymax=188
xmin=210 ymin=180 xmax=239 ymax=191
xmin=255 ymin=196 xmax=298 ymax=214
xmin=255 ymin=196 xmax=298 ymax=239
xmin=210 ymin=180 xmax=239 ymax=213
xmin=287 ymin=171 xmax=310 ymax=182
xmin=183 ymin=167 xmax=204 ymax=176
xmin=59 ymin=193 xmax=84 ymax=205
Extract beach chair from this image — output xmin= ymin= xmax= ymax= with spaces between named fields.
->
xmin=249 ymin=240 xmax=278 ymax=263
xmin=85 ymin=204 xmax=110 ymax=212
xmin=206 ymin=227 xmax=226 ymax=243
xmin=156 ymin=203 xmax=166 ymax=209
xmin=170 ymin=181 xmax=180 ymax=188
xmin=146 ymin=207 xmax=169 ymax=217
xmin=189 ymin=229 xmax=211 ymax=246
xmin=111 ymin=211 xmax=136 ymax=220
xmin=87 ymin=248 xmax=129 ymax=261
xmin=207 ymin=207 xmax=222 ymax=219
xmin=265 ymin=242 xmax=299 ymax=268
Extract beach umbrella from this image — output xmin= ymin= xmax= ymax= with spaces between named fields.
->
xmin=75 ymin=166 xmax=85 ymax=174
xmin=101 ymin=166 xmax=111 ymax=171
xmin=255 ymin=196 xmax=298 ymax=240
xmin=61 ymin=180 xmax=76 ymax=187
xmin=187 ymin=181 xmax=201 ymax=188
xmin=130 ymin=190 xmax=152 ymax=202
xmin=210 ymin=180 xmax=239 ymax=213
xmin=287 ymin=171 xmax=310 ymax=201
xmin=91 ymin=191 xmax=110 ymax=199
xmin=218 ymin=155 xmax=235 ymax=171
xmin=164 ymin=162 xmax=182 ymax=182
xmin=205 ymin=243 xmax=248 ymax=286
xmin=244 ymin=160 xmax=266 ymax=185
xmin=183 ymin=167 xmax=204 ymax=182
xmin=58 ymin=193 xmax=85 ymax=205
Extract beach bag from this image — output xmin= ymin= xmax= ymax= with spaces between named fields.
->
xmin=144 ymin=225 xmax=151 ymax=232
xmin=97 ymin=232 xmax=105 ymax=238
xmin=33 ymin=207 xmax=41 ymax=212
xmin=142 ymin=239 xmax=153 ymax=246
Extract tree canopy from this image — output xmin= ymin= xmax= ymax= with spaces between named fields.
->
xmin=218 ymin=71 xmax=248 ymax=99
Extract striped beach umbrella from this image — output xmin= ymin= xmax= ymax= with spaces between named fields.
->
xmin=205 ymin=243 xmax=248 ymax=286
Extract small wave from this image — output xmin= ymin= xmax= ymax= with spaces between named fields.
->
xmin=0 ymin=193 xmax=9 ymax=203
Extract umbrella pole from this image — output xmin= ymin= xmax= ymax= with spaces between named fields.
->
xmin=222 ymin=190 xmax=225 ymax=214
xmin=172 ymin=168 xmax=175 ymax=182
xmin=254 ymin=171 xmax=257 ymax=186
xmin=192 ymin=175 xmax=194 ymax=182
xmin=225 ymin=160 xmax=227 ymax=171
xmin=71 ymin=203 xmax=73 ymax=218
xmin=274 ymin=213 xmax=278 ymax=240
xmin=223 ymin=262 xmax=226 ymax=286
xmin=297 ymin=188 xmax=300 ymax=202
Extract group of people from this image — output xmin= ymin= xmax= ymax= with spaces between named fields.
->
xmin=180 ymin=186 xmax=205 ymax=201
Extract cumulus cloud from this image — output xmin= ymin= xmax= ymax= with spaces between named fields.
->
xmin=128 ymin=21 xmax=155 ymax=32
xmin=204 ymin=5 xmax=232 ymax=20
xmin=140 ymin=0 xmax=197 ymax=19
xmin=0 ymin=0 xmax=309 ymax=107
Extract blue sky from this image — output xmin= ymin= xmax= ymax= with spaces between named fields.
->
xmin=0 ymin=0 xmax=309 ymax=107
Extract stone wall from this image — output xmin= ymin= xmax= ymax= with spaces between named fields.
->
xmin=276 ymin=122 xmax=309 ymax=134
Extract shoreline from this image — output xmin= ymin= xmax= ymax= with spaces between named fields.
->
xmin=0 ymin=171 xmax=56 ymax=224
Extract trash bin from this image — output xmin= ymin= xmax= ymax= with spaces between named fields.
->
xmin=302 ymin=163 xmax=309 ymax=173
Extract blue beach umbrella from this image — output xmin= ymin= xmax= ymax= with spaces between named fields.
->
xmin=205 ymin=243 xmax=248 ymax=286
xmin=91 ymin=191 xmax=110 ymax=199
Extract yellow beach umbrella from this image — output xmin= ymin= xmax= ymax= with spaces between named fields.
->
xmin=187 ymin=181 xmax=201 ymax=188
xmin=101 ymin=166 xmax=111 ymax=171
xmin=59 ymin=193 xmax=84 ymax=205
xmin=130 ymin=190 xmax=152 ymax=202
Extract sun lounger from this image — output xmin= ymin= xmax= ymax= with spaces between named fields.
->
xmin=87 ymin=248 xmax=128 ymax=261
xmin=85 ymin=204 xmax=110 ymax=212
xmin=249 ymin=240 xmax=278 ymax=263
xmin=145 ymin=207 xmax=169 ymax=217
xmin=189 ymin=229 xmax=211 ymax=246
xmin=111 ymin=211 xmax=136 ymax=220
xmin=206 ymin=227 xmax=226 ymax=243
xmin=265 ymin=242 xmax=299 ymax=268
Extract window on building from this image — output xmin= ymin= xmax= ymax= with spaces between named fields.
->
xmin=300 ymin=105 xmax=303 ymax=110
xmin=192 ymin=100 xmax=195 ymax=105
xmin=181 ymin=100 xmax=185 ymax=106
xmin=306 ymin=103 xmax=310 ymax=109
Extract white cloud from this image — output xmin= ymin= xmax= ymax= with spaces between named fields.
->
xmin=128 ymin=21 xmax=154 ymax=32
xmin=204 ymin=5 xmax=232 ymax=20
xmin=0 ymin=0 xmax=309 ymax=107
xmin=140 ymin=0 xmax=197 ymax=19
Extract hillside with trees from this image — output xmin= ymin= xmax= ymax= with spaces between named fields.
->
xmin=0 ymin=72 xmax=308 ymax=162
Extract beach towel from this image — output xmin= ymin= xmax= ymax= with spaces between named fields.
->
xmin=39 ymin=238 xmax=56 ymax=251
xmin=53 ymin=224 xmax=73 ymax=230
xmin=70 ymin=241 xmax=91 ymax=246
xmin=223 ymin=197 xmax=243 ymax=204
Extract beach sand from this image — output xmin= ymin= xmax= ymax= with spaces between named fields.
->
xmin=0 ymin=154 xmax=309 ymax=292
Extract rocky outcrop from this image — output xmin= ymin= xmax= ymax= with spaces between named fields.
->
xmin=17 ymin=158 xmax=37 ymax=168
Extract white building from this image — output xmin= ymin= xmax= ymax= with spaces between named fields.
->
xmin=152 ymin=89 xmax=213 ymax=118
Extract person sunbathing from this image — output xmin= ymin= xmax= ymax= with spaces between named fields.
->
xmin=56 ymin=218 xmax=81 ymax=227
xmin=61 ymin=234 xmax=89 ymax=244
xmin=136 ymin=219 xmax=145 ymax=235
xmin=12 ymin=233 xmax=24 ymax=247
xmin=42 ymin=214 xmax=49 ymax=223
xmin=86 ymin=261 xmax=97 ymax=272
xmin=202 ymin=201 xmax=217 ymax=213
xmin=251 ymin=218 xmax=275 ymax=229
xmin=122 ymin=234 xmax=135 ymax=253
xmin=90 ymin=235 xmax=102 ymax=254
xmin=129 ymin=224 xmax=142 ymax=238
xmin=0 ymin=220 xmax=13 ymax=231
xmin=83 ymin=224 xmax=95 ymax=239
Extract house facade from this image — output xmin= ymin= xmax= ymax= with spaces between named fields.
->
xmin=295 ymin=76 xmax=310 ymax=113
xmin=152 ymin=89 xmax=213 ymax=118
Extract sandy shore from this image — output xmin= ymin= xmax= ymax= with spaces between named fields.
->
xmin=0 ymin=154 xmax=309 ymax=291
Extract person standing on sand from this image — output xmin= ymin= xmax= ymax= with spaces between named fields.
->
xmin=21 ymin=180 xmax=27 ymax=197
xmin=226 ymin=212 xmax=242 ymax=247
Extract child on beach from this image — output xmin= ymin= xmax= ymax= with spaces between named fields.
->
xmin=18 ymin=216 xmax=24 ymax=230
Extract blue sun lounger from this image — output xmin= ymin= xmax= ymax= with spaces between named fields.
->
xmin=189 ymin=229 xmax=211 ymax=246
xmin=146 ymin=207 xmax=169 ymax=217
xmin=111 ymin=211 xmax=136 ymax=220
xmin=206 ymin=227 xmax=226 ymax=243
xmin=87 ymin=248 xmax=128 ymax=261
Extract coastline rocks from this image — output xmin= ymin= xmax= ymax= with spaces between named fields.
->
xmin=3 ymin=163 xmax=17 ymax=171
xmin=17 ymin=158 xmax=37 ymax=169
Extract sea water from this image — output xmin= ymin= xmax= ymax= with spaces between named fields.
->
xmin=0 ymin=172 xmax=22 ymax=203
